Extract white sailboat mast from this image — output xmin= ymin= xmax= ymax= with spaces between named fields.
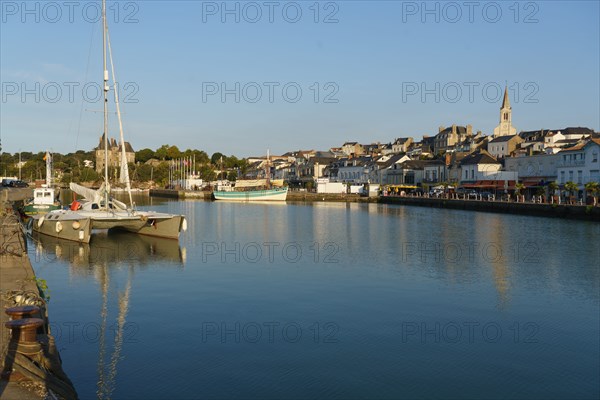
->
xmin=107 ymin=30 xmax=134 ymax=209
xmin=102 ymin=0 xmax=109 ymax=208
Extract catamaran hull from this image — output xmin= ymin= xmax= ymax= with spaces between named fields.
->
xmin=131 ymin=215 xmax=186 ymax=240
xmin=213 ymin=187 xmax=288 ymax=202
xmin=31 ymin=213 xmax=93 ymax=244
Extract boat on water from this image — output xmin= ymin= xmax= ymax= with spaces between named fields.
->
xmin=31 ymin=0 xmax=186 ymax=243
xmin=213 ymin=151 xmax=289 ymax=202
xmin=213 ymin=186 xmax=289 ymax=201
xmin=22 ymin=152 xmax=61 ymax=215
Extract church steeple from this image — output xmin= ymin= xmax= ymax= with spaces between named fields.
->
xmin=493 ymin=86 xmax=516 ymax=137
xmin=501 ymin=86 xmax=511 ymax=109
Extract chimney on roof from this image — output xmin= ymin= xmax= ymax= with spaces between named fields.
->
xmin=467 ymin=124 xmax=473 ymax=136
xmin=452 ymin=124 xmax=457 ymax=135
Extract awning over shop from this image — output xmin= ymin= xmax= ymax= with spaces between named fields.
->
xmin=384 ymin=185 xmax=418 ymax=190
xmin=460 ymin=180 xmax=517 ymax=190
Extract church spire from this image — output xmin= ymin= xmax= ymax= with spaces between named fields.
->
xmin=501 ymin=86 xmax=511 ymax=109
xmin=492 ymin=85 xmax=516 ymax=138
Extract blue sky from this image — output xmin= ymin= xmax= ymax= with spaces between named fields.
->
xmin=1 ymin=0 xmax=599 ymax=156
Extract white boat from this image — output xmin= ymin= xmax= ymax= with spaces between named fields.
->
xmin=32 ymin=0 xmax=186 ymax=243
xmin=213 ymin=151 xmax=288 ymax=202
xmin=22 ymin=152 xmax=61 ymax=215
xmin=213 ymin=186 xmax=289 ymax=201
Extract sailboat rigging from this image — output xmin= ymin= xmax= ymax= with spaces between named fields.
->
xmin=31 ymin=0 xmax=187 ymax=243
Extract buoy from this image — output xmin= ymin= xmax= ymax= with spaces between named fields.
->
xmin=72 ymin=221 xmax=81 ymax=230
xmin=37 ymin=216 xmax=45 ymax=228
xmin=55 ymin=221 xmax=63 ymax=233
xmin=182 ymin=218 xmax=188 ymax=232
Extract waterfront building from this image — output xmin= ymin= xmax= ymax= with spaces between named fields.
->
xmin=385 ymin=160 xmax=427 ymax=186
xmin=556 ymin=138 xmax=600 ymax=190
xmin=372 ymin=154 xmax=411 ymax=184
xmin=336 ymin=156 xmax=372 ymax=183
xmin=504 ymin=152 xmax=560 ymax=186
xmin=459 ymin=150 xmax=518 ymax=182
xmin=492 ymin=87 xmax=517 ymax=137
xmin=422 ymin=160 xmax=447 ymax=186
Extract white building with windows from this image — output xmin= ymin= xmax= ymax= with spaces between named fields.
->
xmin=556 ymin=139 xmax=600 ymax=188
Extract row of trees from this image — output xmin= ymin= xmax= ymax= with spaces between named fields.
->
xmin=0 ymin=145 xmax=249 ymax=187
xmin=134 ymin=145 xmax=247 ymax=170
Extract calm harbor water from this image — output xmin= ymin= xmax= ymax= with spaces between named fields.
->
xmin=28 ymin=197 xmax=599 ymax=399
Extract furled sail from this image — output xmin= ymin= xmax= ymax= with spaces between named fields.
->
xmin=70 ymin=182 xmax=105 ymax=204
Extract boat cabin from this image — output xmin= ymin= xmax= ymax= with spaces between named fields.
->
xmin=33 ymin=186 xmax=56 ymax=206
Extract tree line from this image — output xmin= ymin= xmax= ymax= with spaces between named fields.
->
xmin=0 ymin=145 xmax=249 ymax=187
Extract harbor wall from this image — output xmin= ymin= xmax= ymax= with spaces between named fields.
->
xmin=379 ymin=196 xmax=600 ymax=222
xmin=0 ymin=195 xmax=78 ymax=399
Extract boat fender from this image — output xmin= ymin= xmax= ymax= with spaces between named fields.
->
xmin=37 ymin=216 xmax=45 ymax=228
xmin=55 ymin=221 xmax=63 ymax=233
xmin=72 ymin=221 xmax=81 ymax=230
xmin=182 ymin=218 xmax=187 ymax=232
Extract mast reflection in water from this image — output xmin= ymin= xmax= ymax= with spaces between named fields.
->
xmin=32 ymin=231 xmax=184 ymax=398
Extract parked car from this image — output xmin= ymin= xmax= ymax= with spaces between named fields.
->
xmin=8 ymin=180 xmax=28 ymax=188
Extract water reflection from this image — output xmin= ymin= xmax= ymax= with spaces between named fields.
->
xmin=33 ymin=231 xmax=184 ymax=271
xmin=31 ymin=231 xmax=184 ymax=398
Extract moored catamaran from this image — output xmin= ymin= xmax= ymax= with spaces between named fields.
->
xmin=31 ymin=0 xmax=186 ymax=243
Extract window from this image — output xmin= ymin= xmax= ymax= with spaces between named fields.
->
xmin=593 ymin=152 xmax=598 ymax=163
xmin=471 ymin=170 xmax=474 ymax=179
xmin=465 ymin=170 xmax=468 ymax=179
xmin=577 ymin=171 xmax=582 ymax=184
xmin=569 ymin=171 xmax=573 ymax=181
xmin=560 ymin=171 xmax=565 ymax=183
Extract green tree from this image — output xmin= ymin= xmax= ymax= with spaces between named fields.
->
xmin=514 ymin=182 xmax=525 ymax=202
xmin=195 ymin=150 xmax=210 ymax=165
xmin=564 ymin=181 xmax=579 ymax=204
xmin=584 ymin=181 xmax=599 ymax=206
xmin=199 ymin=164 xmax=216 ymax=182
xmin=155 ymin=145 xmax=169 ymax=160
xmin=136 ymin=148 xmax=155 ymax=163
xmin=166 ymin=145 xmax=181 ymax=160
xmin=227 ymin=170 xmax=238 ymax=181
xmin=135 ymin=164 xmax=153 ymax=182
xmin=153 ymin=162 xmax=170 ymax=186
xmin=79 ymin=167 xmax=99 ymax=182
xmin=211 ymin=152 xmax=225 ymax=165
